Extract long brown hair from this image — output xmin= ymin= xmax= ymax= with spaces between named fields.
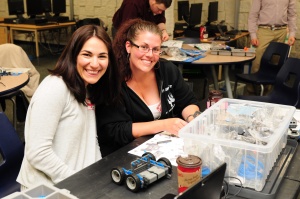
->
xmin=113 ymin=19 xmax=162 ymax=81
xmin=49 ymin=25 xmax=121 ymax=105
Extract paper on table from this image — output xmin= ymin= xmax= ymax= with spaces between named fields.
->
xmin=162 ymin=40 xmax=184 ymax=48
xmin=163 ymin=56 xmax=189 ymax=62
xmin=128 ymin=133 xmax=185 ymax=166
xmin=193 ymin=43 xmax=211 ymax=51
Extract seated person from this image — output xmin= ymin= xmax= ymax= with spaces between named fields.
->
xmin=0 ymin=43 xmax=40 ymax=102
xmin=96 ymin=19 xmax=201 ymax=157
xmin=17 ymin=25 xmax=121 ymax=189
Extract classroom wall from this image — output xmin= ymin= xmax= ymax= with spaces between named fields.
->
xmin=0 ymin=0 xmax=299 ymax=57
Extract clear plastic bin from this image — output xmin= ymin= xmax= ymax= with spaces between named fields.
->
xmin=24 ymin=184 xmax=55 ymax=198
xmin=3 ymin=184 xmax=78 ymax=199
xmin=179 ymin=98 xmax=295 ymax=191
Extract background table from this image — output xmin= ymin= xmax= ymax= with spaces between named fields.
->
xmin=162 ymin=46 xmax=255 ymax=98
xmin=0 ymin=22 xmax=75 ymax=57
xmin=0 ymin=73 xmax=29 ymax=96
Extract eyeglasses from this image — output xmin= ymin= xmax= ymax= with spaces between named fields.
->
xmin=129 ymin=41 xmax=161 ymax=55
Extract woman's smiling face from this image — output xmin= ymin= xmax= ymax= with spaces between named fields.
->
xmin=126 ymin=31 xmax=162 ymax=73
xmin=76 ymin=36 xmax=109 ymax=86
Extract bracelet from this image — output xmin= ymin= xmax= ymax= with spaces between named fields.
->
xmin=193 ymin=111 xmax=201 ymax=118
xmin=185 ymin=111 xmax=201 ymax=122
xmin=185 ymin=114 xmax=194 ymax=122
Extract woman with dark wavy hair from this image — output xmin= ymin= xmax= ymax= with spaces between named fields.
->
xmin=17 ymin=25 xmax=121 ymax=189
xmin=96 ymin=19 xmax=201 ymax=157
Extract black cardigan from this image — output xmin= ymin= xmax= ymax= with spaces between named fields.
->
xmin=96 ymin=59 xmax=201 ymax=157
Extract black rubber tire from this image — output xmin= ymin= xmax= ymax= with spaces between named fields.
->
xmin=158 ymin=157 xmax=173 ymax=174
xmin=142 ymin=152 xmax=156 ymax=161
xmin=125 ymin=174 xmax=141 ymax=192
xmin=111 ymin=166 xmax=125 ymax=185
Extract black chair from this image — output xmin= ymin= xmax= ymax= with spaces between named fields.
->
xmin=233 ymin=42 xmax=291 ymax=97
xmin=76 ymin=18 xmax=108 ymax=31
xmin=174 ymin=37 xmax=200 ymax=44
xmin=237 ymin=57 xmax=300 ymax=108
xmin=0 ymin=90 xmax=29 ymax=129
xmin=0 ymin=112 xmax=24 ymax=198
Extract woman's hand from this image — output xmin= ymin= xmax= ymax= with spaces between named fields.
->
xmin=162 ymin=118 xmax=188 ymax=135
xmin=132 ymin=118 xmax=187 ymax=138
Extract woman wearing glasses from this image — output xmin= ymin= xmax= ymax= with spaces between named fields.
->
xmin=96 ymin=19 xmax=201 ymax=157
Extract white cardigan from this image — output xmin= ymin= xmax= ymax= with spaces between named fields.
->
xmin=17 ymin=75 xmax=102 ymax=189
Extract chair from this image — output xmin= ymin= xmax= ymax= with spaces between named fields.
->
xmin=0 ymin=44 xmax=40 ymax=126
xmin=174 ymin=37 xmax=200 ymax=44
xmin=0 ymin=112 xmax=24 ymax=198
xmin=237 ymin=58 xmax=300 ymax=108
xmin=0 ymin=90 xmax=28 ymax=129
xmin=233 ymin=42 xmax=291 ymax=97
xmin=76 ymin=18 xmax=108 ymax=31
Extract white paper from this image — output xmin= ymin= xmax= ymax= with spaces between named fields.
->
xmin=128 ymin=133 xmax=185 ymax=166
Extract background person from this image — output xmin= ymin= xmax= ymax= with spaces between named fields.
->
xmin=112 ymin=0 xmax=172 ymax=41
xmin=17 ymin=25 xmax=121 ymax=189
xmin=96 ymin=19 xmax=201 ymax=157
xmin=248 ymin=0 xmax=297 ymax=74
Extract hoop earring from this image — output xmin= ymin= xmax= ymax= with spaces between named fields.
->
xmin=154 ymin=61 xmax=160 ymax=69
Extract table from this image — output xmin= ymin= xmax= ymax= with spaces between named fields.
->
xmin=162 ymin=45 xmax=255 ymax=98
xmin=0 ymin=22 xmax=75 ymax=58
xmin=0 ymin=73 xmax=29 ymax=96
xmin=201 ymin=31 xmax=250 ymax=44
xmin=55 ymin=136 xmax=300 ymax=199
xmin=174 ymin=32 xmax=251 ymax=82
xmin=0 ymin=73 xmax=29 ymax=128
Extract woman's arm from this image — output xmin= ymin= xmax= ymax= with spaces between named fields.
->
xmin=25 ymin=77 xmax=75 ymax=183
xmin=132 ymin=118 xmax=187 ymax=137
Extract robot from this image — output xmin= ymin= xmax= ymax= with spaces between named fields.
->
xmin=110 ymin=152 xmax=172 ymax=192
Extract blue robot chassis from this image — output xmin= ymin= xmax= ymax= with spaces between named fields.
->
xmin=111 ymin=152 xmax=172 ymax=192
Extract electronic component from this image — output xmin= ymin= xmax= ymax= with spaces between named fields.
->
xmin=289 ymin=117 xmax=297 ymax=129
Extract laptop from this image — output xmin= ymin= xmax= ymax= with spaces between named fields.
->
xmin=161 ymin=163 xmax=227 ymax=199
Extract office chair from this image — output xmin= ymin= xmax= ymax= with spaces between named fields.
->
xmin=0 ymin=44 xmax=40 ymax=126
xmin=174 ymin=37 xmax=200 ymax=44
xmin=0 ymin=112 xmax=24 ymax=198
xmin=76 ymin=18 xmax=108 ymax=31
xmin=233 ymin=42 xmax=291 ymax=97
xmin=237 ymin=58 xmax=300 ymax=108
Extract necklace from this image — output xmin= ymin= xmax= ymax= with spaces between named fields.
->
xmin=85 ymin=98 xmax=95 ymax=110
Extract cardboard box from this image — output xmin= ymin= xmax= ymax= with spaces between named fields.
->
xmin=232 ymin=49 xmax=255 ymax=57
